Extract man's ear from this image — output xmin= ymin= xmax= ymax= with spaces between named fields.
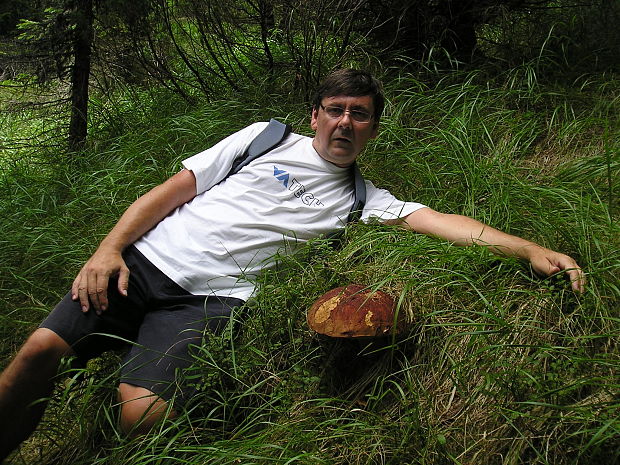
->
xmin=310 ymin=106 xmax=319 ymax=131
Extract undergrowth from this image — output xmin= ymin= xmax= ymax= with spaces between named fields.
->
xmin=1 ymin=64 xmax=618 ymax=464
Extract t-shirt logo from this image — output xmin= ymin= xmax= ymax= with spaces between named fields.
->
xmin=272 ymin=166 xmax=324 ymax=207
xmin=273 ymin=166 xmax=289 ymax=187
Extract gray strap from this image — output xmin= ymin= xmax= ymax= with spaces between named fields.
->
xmin=347 ymin=162 xmax=366 ymax=223
xmin=229 ymin=119 xmax=292 ymax=176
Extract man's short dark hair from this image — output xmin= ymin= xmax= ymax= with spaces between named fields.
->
xmin=312 ymin=69 xmax=385 ymax=121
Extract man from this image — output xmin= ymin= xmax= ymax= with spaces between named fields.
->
xmin=0 ymin=69 xmax=584 ymax=460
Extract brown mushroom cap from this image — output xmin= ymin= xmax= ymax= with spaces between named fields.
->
xmin=307 ymin=284 xmax=407 ymax=338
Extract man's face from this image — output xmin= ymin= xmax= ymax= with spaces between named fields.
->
xmin=311 ymin=95 xmax=379 ymax=167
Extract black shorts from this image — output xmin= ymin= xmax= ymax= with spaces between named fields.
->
xmin=40 ymin=245 xmax=245 ymax=405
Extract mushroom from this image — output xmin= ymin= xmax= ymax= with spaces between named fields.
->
xmin=307 ymin=284 xmax=407 ymax=338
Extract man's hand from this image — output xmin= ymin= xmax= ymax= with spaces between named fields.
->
xmin=71 ymin=247 xmax=130 ymax=315
xmin=525 ymin=245 xmax=586 ymax=293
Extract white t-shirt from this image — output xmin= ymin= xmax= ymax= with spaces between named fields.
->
xmin=134 ymin=122 xmax=426 ymax=300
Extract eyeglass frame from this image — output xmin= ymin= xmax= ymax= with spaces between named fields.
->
xmin=319 ymin=104 xmax=375 ymax=124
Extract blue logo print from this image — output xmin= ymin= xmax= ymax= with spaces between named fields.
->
xmin=272 ymin=165 xmax=324 ymax=207
xmin=273 ymin=166 xmax=289 ymax=188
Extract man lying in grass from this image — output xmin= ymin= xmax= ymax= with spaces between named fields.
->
xmin=0 ymin=68 xmax=584 ymax=460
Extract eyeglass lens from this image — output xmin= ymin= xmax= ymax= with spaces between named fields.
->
xmin=322 ymin=105 xmax=371 ymax=123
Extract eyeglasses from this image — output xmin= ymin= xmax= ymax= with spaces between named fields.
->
xmin=320 ymin=104 xmax=373 ymax=124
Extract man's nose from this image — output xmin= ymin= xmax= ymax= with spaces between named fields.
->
xmin=337 ymin=111 xmax=353 ymax=128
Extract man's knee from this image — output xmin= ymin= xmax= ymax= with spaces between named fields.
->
xmin=118 ymin=383 xmax=176 ymax=436
xmin=9 ymin=328 xmax=72 ymax=374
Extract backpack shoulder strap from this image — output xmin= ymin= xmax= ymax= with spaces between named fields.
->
xmin=347 ymin=162 xmax=366 ymax=223
xmin=228 ymin=119 xmax=292 ymax=176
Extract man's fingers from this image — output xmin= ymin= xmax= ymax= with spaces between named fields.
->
xmin=554 ymin=255 xmax=586 ymax=294
xmin=117 ymin=266 xmax=130 ymax=297
xmin=93 ymin=272 xmax=110 ymax=314
xmin=71 ymin=271 xmax=91 ymax=312
xmin=71 ymin=275 xmax=80 ymax=301
xmin=78 ymin=284 xmax=90 ymax=313
xmin=567 ymin=267 xmax=586 ymax=293
xmin=86 ymin=269 xmax=102 ymax=313
xmin=549 ymin=256 xmax=586 ymax=294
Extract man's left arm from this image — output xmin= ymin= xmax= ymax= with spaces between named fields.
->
xmin=399 ymin=207 xmax=585 ymax=293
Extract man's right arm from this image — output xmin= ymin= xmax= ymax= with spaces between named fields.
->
xmin=71 ymin=169 xmax=197 ymax=314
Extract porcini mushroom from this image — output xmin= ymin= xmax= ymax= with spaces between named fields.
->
xmin=307 ymin=284 xmax=407 ymax=338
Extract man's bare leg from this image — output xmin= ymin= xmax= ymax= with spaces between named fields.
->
xmin=118 ymin=383 xmax=177 ymax=436
xmin=0 ymin=328 xmax=73 ymax=461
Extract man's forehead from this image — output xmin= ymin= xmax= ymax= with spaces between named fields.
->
xmin=323 ymin=94 xmax=374 ymax=110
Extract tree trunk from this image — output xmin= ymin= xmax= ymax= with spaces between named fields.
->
xmin=68 ymin=0 xmax=94 ymax=151
xmin=258 ymin=0 xmax=275 ymax=72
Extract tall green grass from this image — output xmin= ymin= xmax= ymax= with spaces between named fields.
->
xmin=1 ymin=64 xmax=618 ymax=464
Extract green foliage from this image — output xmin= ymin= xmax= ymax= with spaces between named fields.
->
xmin=476 ymin=0 xmax=620 ymax=74
xmin=1 ymin=61 xmax=619 ymax=464
xmin=13 ymin=4 xmax=75 ymax=81
xmin=0 ymin=0 xmax=41 ymax=36
xmin=4 ymin=0 xmax=619 ymax=156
